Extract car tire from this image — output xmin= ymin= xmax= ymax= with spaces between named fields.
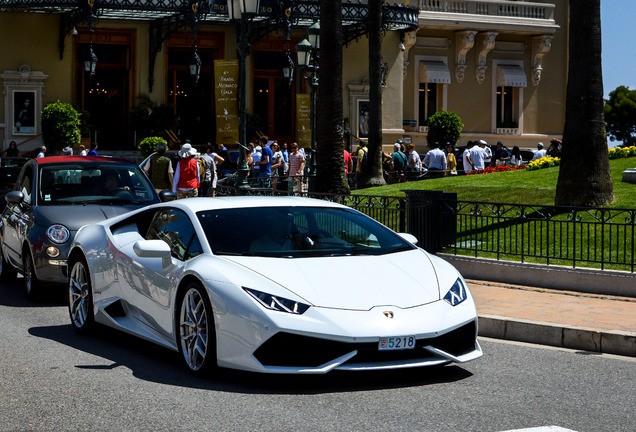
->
xmin=23 ymin=250 xmax=40 ymax=301
xmin=177 ymin=282 xmax=216 ymax=376
xmin=0 ymin=247 xmax=17 ymax=282
xmin=68 ymin=257 xmax=95 ymax=334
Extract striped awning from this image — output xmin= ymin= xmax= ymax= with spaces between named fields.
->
xmin=497 ymin=65 xmax=527 ymax=87
xmin=419 ymin=61 xmax=451 ymax=84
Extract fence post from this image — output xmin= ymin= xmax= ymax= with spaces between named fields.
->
xmin=402 ymin=189 xmax=457 ymax=253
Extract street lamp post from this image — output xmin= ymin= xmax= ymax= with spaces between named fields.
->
xmin=296 ymin=22 xmax=320 ymax=188
xmin=84 ymin=0 xmax=98 ymax=79
xmin=228 ymin=0 xmax=260 ymax=190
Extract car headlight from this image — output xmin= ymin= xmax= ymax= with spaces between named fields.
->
xmin=47 ymin=225 xmax=70 ymax=244
xmin=244 ymin=288 xmax=310 ymax=315
xmin=443 ymin=278 xmax=467 ymax=306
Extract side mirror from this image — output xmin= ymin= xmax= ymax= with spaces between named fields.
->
xmin=133 ymin=239 xmax=172 ymax=269
xmin=159 ymin=190 xmax=177 ymax=202
xmin=5 ymin=191 xmax=24 ymax=204
xmin=398 ymin=232 xmax=418 ymax=245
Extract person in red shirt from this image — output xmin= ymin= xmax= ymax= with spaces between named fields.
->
xmin=172 ymin=142 xmax=200 ymax=199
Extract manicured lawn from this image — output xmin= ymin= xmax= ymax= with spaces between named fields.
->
xmin=355 ymin=157 xmax=636 ymax=209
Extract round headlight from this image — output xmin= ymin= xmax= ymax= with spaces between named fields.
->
xmin=47 ymin=225 xmax=70 ymax=244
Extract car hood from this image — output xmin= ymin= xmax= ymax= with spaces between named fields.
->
xmin=34 ymin=204 xmax=141 ymax=231
xmin=222 ymin=249 xmax=442 ymax=310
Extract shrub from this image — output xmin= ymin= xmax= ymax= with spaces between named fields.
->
xmin=527 ymin=156 xmax=560 ymax=171
xmin=608 ymin=145 xmax=636 ymax=159
xmin=426 ymin=111 xmax=463 ymax=148
xmin=41 ymin=101 xmax=81 ymax=153
xmin=138 ymin=136 xmax=167 ymax=158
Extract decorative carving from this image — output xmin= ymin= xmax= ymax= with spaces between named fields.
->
xmin=402 ymin=30 xmax=417 ymax=80
xmin=531 ymin=35 xmax=553 ymax=86
xmin=455 ymin=30 xmax=476 ymax=83
xmin=19 ymin=65 xmax=31 ymax=81
xmin=475 ymin=31 xmax=498 ymax=84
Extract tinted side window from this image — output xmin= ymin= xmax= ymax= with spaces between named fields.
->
xmin=146 ymin=208 xmax=202 ymax=261
xmin=18 ymin=166 xmax=34 ymax=205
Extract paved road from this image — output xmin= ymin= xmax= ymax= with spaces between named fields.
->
xmin=1 ymin=281 xmax=635 ymax=432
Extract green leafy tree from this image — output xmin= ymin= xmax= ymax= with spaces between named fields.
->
xmin=555 ymin=0 xmax=613 ymax=206
xmin=426 ymin=111 xmax=463 ymax=147
xmin=41 ymin=101 xmax=81 ymax=153
xmin=604 ymin=85 xmax=636 ymax=146
xmin=138 ymin=136 xmax=168 ymax=158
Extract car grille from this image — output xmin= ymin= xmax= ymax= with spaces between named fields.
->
xmin=253 ymin=320 xmax=477 ymax=368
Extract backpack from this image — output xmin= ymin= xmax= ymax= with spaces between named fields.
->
xmin=359 ymin=148 xmax=368 ymax=171
xmin=196 ymin=154 xmax=208 ymax=183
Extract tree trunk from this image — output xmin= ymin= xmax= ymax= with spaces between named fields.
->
xmin=555 ymin=0 xmax=613 ymax=206
xmin=359 ymin=0 xmax=386 ymax=188
xmin=315 ymin=0 xmax=350 ymax=194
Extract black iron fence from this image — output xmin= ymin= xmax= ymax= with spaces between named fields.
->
xmin=216 ymin=184 xmax=636 ymax=272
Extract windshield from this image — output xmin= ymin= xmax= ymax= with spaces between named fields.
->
xmin=38 ymin=163 xmax=159 ymax=205
xmin=197 ymin=206 xmax=415 ymax=258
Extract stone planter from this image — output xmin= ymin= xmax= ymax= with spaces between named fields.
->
xmin=622 ymin=168 xmax=636 ymax=184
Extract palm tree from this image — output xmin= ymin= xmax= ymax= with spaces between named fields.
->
xmin=315 ymin=0 xmax=350 ymax=194
xmin=555 ymin=0 xmax=613 ymax=206
xmin=358 ymin=0 xmax=386 ymax=188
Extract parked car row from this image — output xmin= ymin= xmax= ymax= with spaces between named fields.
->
xmin=0 ymin=156 xmax=482 ymax=377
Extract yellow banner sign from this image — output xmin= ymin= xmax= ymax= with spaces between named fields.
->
xmin=214 ymin=60 xmax=239 ymax=145
xmin=296 ymin=93 xmax=311 ymax=147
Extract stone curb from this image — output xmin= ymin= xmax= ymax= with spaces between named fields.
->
xmin=478 ymin=315 xmax=636 ymax=357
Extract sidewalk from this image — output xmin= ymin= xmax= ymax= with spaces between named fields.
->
xmin=467 ymin=280 xmax=636 ymax=357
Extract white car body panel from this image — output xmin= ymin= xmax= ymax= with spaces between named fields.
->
xmin=70 ymin=197 xmax=482 ymax=374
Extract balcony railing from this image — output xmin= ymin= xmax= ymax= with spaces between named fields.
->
xmin=419 ymin=0 xmax=557 ymax=31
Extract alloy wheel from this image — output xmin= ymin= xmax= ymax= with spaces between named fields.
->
xmin=69 ymin=260 xmax=91 ymax=331
xmin=179 ymin=287 xmax=209 ymax=372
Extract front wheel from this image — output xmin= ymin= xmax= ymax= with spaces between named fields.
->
xmin=177 ymin=282 xmax=216 ymax=375
xmin=68 ymin=258 xmax=95 ymax=334
xmin=23 ymin=251 xmax=40 ymax=301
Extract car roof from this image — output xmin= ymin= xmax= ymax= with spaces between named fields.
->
xmin=164 ymin=196 xmax=348 ymax=213
xmin=34 ymin=156 xmax=135 ymax=165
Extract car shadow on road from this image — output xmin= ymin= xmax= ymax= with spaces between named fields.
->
xmin=0 ymin=278 xmax=67 ymax=308
xmin=28 ymin=323 xmax=473 ymax=395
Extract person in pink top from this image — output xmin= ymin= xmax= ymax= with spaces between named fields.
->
xmin=287 ymin=142 xmax=306 ymax=193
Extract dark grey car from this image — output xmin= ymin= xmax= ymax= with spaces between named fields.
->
xmin=0 ymin=155 xmax=173 ymax=300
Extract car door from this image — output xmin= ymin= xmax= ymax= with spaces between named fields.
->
xmin=123 ymin=207 xmax=204 ymax=337
xmin=2 ymin=164 xmax=35 ymax=268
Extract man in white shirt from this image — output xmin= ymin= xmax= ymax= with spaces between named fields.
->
xmin=423 ymin=142 xmax=447 ymax=177
xmin=469 ymin=142 xmax=486 ymax=171
xmin=479 ymin=139 xmax=492 ymax=167
xmin=532 ymin=142 xmax=547 ymax=161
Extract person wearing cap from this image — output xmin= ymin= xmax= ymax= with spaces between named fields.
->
xmin=36 ymin=146 xmax=46 ymax=158
xmin=532 ymin=142 xmax=547 ymax=161
xmin=62 ymin=146 xmax=73 ymax=156
xmin=478 ymin=139 xmax=492 ymax=168
xmin=493 ymin=141 xmax=510 ymax=166
xmin=145 ymin=141 xmax=174 ymax=193
xmin=172 ymin=142 xmax=200 ymax=199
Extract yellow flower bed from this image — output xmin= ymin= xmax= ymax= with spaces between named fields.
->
xmin=608 ymin=145 xmax=636 ymax=159
xmin=526 ymin=156 xmax=560 ymax=171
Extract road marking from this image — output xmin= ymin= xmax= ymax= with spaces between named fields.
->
xmin=501 ymin=427 xmax=578 ymax=432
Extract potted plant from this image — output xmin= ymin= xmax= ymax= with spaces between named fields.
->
xmin=41 ymin=101 xmax=81 ymax=154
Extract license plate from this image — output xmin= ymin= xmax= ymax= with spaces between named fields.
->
xmin=378 ymin=335 xmax=416 ymax=351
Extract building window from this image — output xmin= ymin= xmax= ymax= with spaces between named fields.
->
xmin=419 ymin=82 xmax=438 ymax=126
xmin=496 ymin=86 xmax=516 ymax=128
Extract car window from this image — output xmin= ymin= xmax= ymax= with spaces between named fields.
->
xmin=197 ymin=206 xmax=415 ymax=258
xmin=146 ymin=208 xmax=202 ymax=261
xmin=38 ymin=163 xmax=158 ymax=205
xmin=18 ymin=166 xmax=34 ymax=205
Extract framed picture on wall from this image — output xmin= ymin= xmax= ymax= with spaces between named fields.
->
xmin=356 ymin=99 xmax=370 ymax=140
xmin=13 ymin=90 xmax=37 ymax=135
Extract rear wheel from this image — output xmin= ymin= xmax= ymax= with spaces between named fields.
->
xmin=68 ymin=258 xmax=95 ymax=334
xmin=177 ymin=282 xmax=216 ymax=375
xmin=23 ymin=251 xmax=39 ymax=301
xmin=0 ymin=247 xmax=17 ymax=282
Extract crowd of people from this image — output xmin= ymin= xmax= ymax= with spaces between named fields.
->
xmin=4 ymin=134 xmax=564 ymax=197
